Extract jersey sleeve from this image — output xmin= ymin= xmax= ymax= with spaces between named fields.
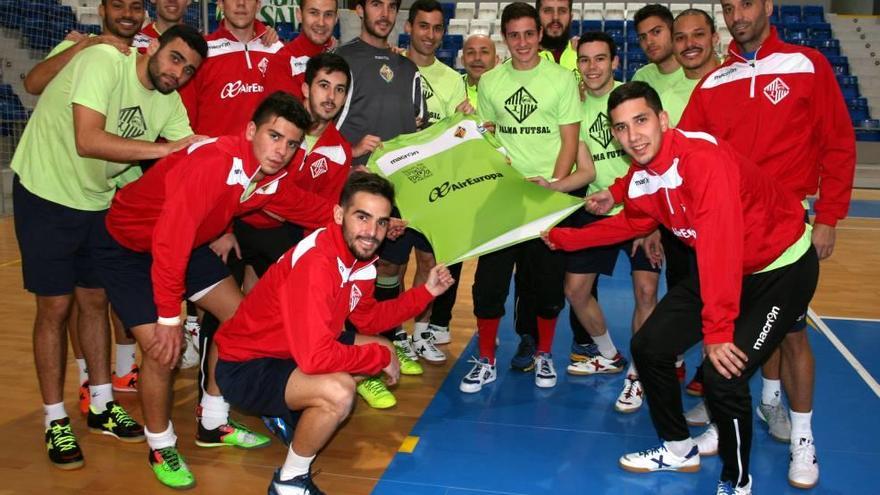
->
xmin=548 ymin=202 xmax=657 ymax=251
xmin=348 ymin=284 xmax=435 ymax=335
xmin=68 ymin=46 xmax=122 ymax=115
xmin=46 ymin=39 xmax=76 ymax=59
xmin=158 ymin=94 xmax=194 ymax=142
xmin=476 ymin=76 xmax=497 ymax=123
xmin=556 ymin=69 xmax=582 ymax=125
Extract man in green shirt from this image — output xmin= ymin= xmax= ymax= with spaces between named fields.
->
xmin=632 ymin=4 xmax=689 ymax=126
xmin=11 ymin=25 xmax=206 ymax=470
xmin=536 ymin=0 xmax=578 ymax=77
xmin=460 ymin=2 xmax=580 ymax=393
xmin=461 ymin=34 xmax=498 ymax=110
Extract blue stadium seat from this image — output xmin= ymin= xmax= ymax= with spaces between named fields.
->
xmin=626 ymin=50 xmax=646 ymax=65
xmin=443 ymin=34 xmax=463 ymax=51
xmin=809 ymin=22 xmax=832 ymax=40
xmin=333 ymin=23 xmax=341 ymax=40
xmin=582 ymin=20 xmax=602 ymax=32
xmin=856 ymin=119 xmax=880 ymax=141
xmin=783 ymin=22 xmax=808 ymax=41
xmin=614 ymin=67 xmax=624 ymax=81
xmin=570 ymin=20 xmax=581 ymax=36
xmin=436 ymin=48 xmax=456 ymax=66
xmin=803 ymin=5 xmax=824 ymax=24
xmin=77 ymin=23 xmax=101 ymax=35
xmin=818 ymin=39 xmax=840 ymax=57
xmin=771 ymin=5 xmax=781 ymax=23
xmin=276 ymin=22 xmax=296 ymax=41
xmin=398 ymin=33 xmax=410 ymax=49
xmin=827 ymin=55 xmax=849 ymax=75
xmin=440 ymin=3 xmax=456 ymax=26
xmin=780 ymin=5 xmax=801 ymax=24
xmin=625 ymin=65 xmax=639 ymax=81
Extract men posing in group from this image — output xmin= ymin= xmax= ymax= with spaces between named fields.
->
xmin=560 ymin=32 xmax=660 ymax=414
xmin=273 ymin=0 xmax=338 ymax=100
xmin=98 ymin=92 xmax=335 ymax=489
xmin=536 ymin=0 xmax=578 ymax=75
xmin=134 ymin=0 xmax=191 ymax=48
xmin=632 ymin=4 xmax=688 ymax=126
xmin=11 ymin=23 xmax=206 ymax=470
xmin=459 ymin=2 xmax=580 ymax=393
xmin=677 ymin=0 xmax=856 ymax=488
xmin=460 ymin=34 xmax=497 ymax=110
xmin=546 ymin=81 xmax=819 ymax=495
xmin=215 ymin=172 xmax=454 ymax=494
xmin=335 ymin=0 xmax=428 ymax=408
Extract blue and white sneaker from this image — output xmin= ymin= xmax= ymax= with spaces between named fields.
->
xmin=459 ymin=357 xmax=497 ymax=393
xmin=534 ymin=352 xmax=557 ymax=388
xmin=619 ymin=443 xmax=700 ymax=473
xmin=267 ymin=468 xmax=324 ymax=495
xmin=262 ymin=416 xmax=294 ymax=446
xmin=717 ymin=475 xmax=752 ymax=494
xmin=569 ymin=341 xmax=598 ymax=362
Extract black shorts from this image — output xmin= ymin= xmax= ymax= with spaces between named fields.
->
xmin=232 ymin=218 xmax=304 ymax=277
xmin=216 ymin=331 xmax=357 ymax=426
xmin=12 ymin=175 xmax=103 ymax=295
xmin=563 ymin=209 xmax=660 ymax=275
xmin=379 ymin=228 xmax=433 ymax=265
xmin=92 ymin=220 xmax=229 ymax=329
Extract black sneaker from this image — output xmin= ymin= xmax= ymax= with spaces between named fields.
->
xmin=510 ymin=334 xmax=537 ymax=371
xmin=267 ymin=468 xmax=325 ymax=495
xmin=87 ymin=401 xmax=145 ymax=443
xmin=46 ymin=417 xmax=84 ymax=470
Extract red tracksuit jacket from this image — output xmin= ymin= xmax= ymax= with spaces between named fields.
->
xmin=133 ymin=22 xmax=160 ymax=53
xmin=549 ymin=129 xmax=807 ymax=344
xmin=106 ymin=132 xmax=334 ymax=320
xmin=677 ymin=27 xmax=855 ymax=227
xmin=240 ymin=122 xmax=352 ymax=229
xmin=270 ymin=33 xmax=333 ymax=101
xmin=178 ymin=20 xmax=286 ymax=137
xmin=215 ymin=224 xmax=435 ymax=375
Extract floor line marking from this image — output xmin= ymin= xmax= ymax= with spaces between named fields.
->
xmin=819 ymin=316 xmax=880 ymax=323
xmin=809 ymin=308 xmax=880 ymax=398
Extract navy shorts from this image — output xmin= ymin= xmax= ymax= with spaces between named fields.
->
xmin=563 ymin=209 xmax=660 ymax=275
xmin=216 ymin=331 xmax=357 ymax=426
xmin=92 ymin=220 xmax=229 ymax=329
xmin=379 ymin=228 xmax=433 ymax=264
xmin=12 ymin=175 xmax=103 ymax=295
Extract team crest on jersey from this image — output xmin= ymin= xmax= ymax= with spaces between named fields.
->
xmin=763 ymin=77 xmax=790 ymax=105
xmin=310 ymin=157 xmax=328 ymax=178
xmin=421 ymin=77 xmax=435 ymax=100
xmin=379 ymin=64 xmax=394 ymax=83
xmin=258 ymin=57 xmax=269 ymax=77
xmin=453 ymin=126 xmax=467 ymax=138
xmin=349 ymin=284 xmax=362 ymax=311
xmin=504 ymin=87 xmax=538 ymax=124
xmin=589 ymin=113 xmax=613 ymax=149
xmin=117 ymin=106 xmax=147 ymax=139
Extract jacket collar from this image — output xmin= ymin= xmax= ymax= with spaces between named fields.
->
xmin=727 ymin=25 xmax=783 ymax=61
xmin=290 ymin=32 xmax=332 ymax=57
xmin=638 ymin=129 xmax=677 ymax=175
xmin=214 ymin=19 xmax=270 ymax=44
xmin=326 ymin=221 xmax=379 ymax=271
xmin=223 ymin=130 xmax=290 ymax=192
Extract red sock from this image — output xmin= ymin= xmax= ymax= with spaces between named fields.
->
xmin=537 ymin=317 xmax=557 ymax=354
xmin=477 ymin=318 xmax=500 ymax=362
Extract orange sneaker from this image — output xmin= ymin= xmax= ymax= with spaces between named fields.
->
xmin=112 ymin=364 xmax=139 ymax=393
xmin=78 ymin=381 xmax=89 ymax=416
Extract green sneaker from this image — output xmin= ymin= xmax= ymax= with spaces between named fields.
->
xmin=357 ymin=377 xmax=397 ymax=409
xmin=394 ymin=340 xmax=424 ymax=376
xmin=46 ymin=418 xmax=84 ymax=470
xmin=149 ymin=446 xmax=195 ymax=490
xmin=195 ymin=416 xmax=271 ymax=449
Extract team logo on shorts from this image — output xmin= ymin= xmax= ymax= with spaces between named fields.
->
xmin=504 ymin=87 xmax=538 ymax=124
xmin=588 ymin=113 xmax=614 ymax=149
xmin=117 ymin=106 xmax=147 ymax=139
xmin=349 ymin=284 xmax=362 ymax=311
xmin=763 ymin=77 xmax=790 ymax=105
xmin=379 ymin=64 xmax=394 ymax=83
xmin=310 ymin=157 xmax=328 ymax=178
xmin=258 ymin=57 xmax=269 ymax=77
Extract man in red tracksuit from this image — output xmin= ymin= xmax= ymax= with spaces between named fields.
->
xmin=272 ymin=0 xmax=338 ymax=101
xmin=672 ymin=2 xmax=856 ymax=486
xmin=95 ymin=92 xmax=335 ymax=489
xmin=214 ymin=172 xmax=454 ymax=494
xmin=544 ymin=81 xmax=818 ymax=495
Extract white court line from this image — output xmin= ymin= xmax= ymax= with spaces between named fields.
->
xmin=820 ymin=316 xmax=880 ymax=323
xmin=809 ymin=308 xmax=880 ymax=398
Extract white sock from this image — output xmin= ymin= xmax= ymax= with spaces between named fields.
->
xmin=76 ymin=358 xmax=89 ymax=385
xmin=199 ymin=393 xmax=230 ymax=430
xmin=675 ymin=354 xmax=684 ymax=367
xmin=279 ymin=446 xmax=315 ymax=481
xmin=593 ymin=331 xmax=617 ymax=359
xmin=115 ymin=344 xmax=137 ymax=377
xmin=626 ymin=362 xmax=638 ymax=377
xmin=145 ymin=422 xmax=177 ymax=450
xmin=44 ymin=402 xmax=68 ymax=428
xmin=664 ymin=437 xmax=696 ymax=457
xmin=761 ymin=378 xmax=782 ymax=406
xmin=413 ymin=321 xmax=429 ymax=340
xmin=790 ymin=410 xmax=813 ymax=442
xmin=89 ymin=383 xmax=114 ymax=412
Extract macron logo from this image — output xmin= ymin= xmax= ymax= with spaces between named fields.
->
xmin=753 ymin=306 xmax=781 ymax=350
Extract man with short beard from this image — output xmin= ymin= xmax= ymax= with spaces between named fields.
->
xmin=335 ymin=0 xmax=429 ymax=409
xmin=536 ymin=0 xmax=578 ymax=76
xmin=215 ymin=172 xmax=453 ymax=494
xmin=631 ymin=4 xmax=688 ymax=125
xmin=10 ymin=24 xmax=207 ymax=472
xmin=273 ymin=0 xmax=338 ymax=100
xmin=461 ymin=34 xmax=497 ymax=109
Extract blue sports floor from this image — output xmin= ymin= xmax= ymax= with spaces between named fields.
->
xmin=372 ymin=256 xmax=880 ymax=494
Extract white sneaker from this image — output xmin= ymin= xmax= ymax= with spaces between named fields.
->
xmin=695 ymin=423 xmax=719 ymax=456
xmin=180 ymin=320 xmax=201 ymax=369
xmin=413 ymin=331 xmax=447 ymax=363
xmin=534 ymin=353 xmax=557 ymax=388
xmin=615 ymin=375 xmax=643 ymax=413
xmin=426 ymin=323 xmax=451 ymax=345
xmin=566 ymin=352 xmax=627 ymax=375
xmin=685 ymin=400 xmax=711 ymax=426
xmin=459 ymin=357 xmax=497 ymax=393
xmin=392 ymin=334 xmax=419 ymax=362
xmin=788 ymin=437 xmax=819 ymax=489
xmin=717 ymin=475 xmax=752 ymax=494
xmin=756 ymin=401 xmax=791 ymax=442
xmin=618 ymin=442 xmax=700 ymax=473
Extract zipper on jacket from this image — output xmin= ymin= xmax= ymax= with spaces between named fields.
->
xmin=244 ymin=42 xmax=253 ymax=69
xmin=646 ymin=168 xmax=676 ymax=215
